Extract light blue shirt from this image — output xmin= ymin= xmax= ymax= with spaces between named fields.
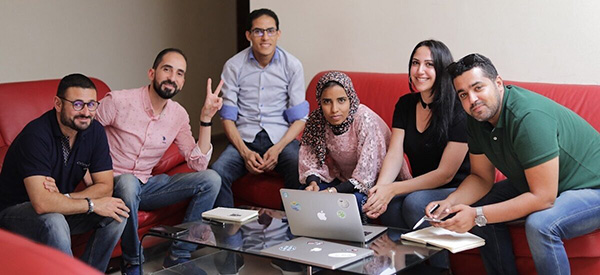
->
xmin=220 ymin=46 xmax=308 ymax=144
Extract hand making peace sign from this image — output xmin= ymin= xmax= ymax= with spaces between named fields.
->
xmin=200 ymin=78 xmax=224 ymax=122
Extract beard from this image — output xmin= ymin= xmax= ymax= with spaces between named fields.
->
xmin=153 ymin=78 xmax=181 ymax=99
xmin=470 ymin=88 xmax=502 ymax=122
xmin=60 ymin=109 xmax=93 ymax=132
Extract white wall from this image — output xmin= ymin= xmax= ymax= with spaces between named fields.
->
xmin=251 ymin=0 xmax=600 ymax=85
xmin=0 ymin=0 xmax=237 ymax=136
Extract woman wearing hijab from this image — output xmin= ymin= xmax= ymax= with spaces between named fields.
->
xmin=299 ymin=71 xmax=409 ymax=214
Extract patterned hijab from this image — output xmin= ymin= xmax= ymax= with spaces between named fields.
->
xmin=301 ymin=71 xmax=360 ymax=167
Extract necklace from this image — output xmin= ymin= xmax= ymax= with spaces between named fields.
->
xmin=419 ymin=94 xmax=431 ymax=109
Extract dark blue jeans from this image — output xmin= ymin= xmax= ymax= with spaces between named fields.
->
xmin=114 ymin=170 xmax=221 ymax=265
xmin=471 ymin=180 xmax=600 ymax=275
xmin=211 ymin=130 xmax=301 ymax=208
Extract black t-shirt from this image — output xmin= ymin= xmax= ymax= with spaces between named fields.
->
xmin=392 ymin=93 xmax=470 ymax=188
xmin=0 ymin=109 xmax=112 ymax=212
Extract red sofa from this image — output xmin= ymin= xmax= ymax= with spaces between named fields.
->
xmin=0 ymin=228 xmax=101 ymax=275
xmin=0 ymin=78 xmax=192 ymax=259
xmin=231 ymin=71 xmax=600 ymax=274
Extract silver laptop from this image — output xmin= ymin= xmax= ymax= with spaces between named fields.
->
xmin=280 ymin=188 xmax=387 ymax=242
xmin=260 ymin=237 xmax=373 ymax=269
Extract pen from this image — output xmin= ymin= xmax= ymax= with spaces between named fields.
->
xmin=412 ymin=204 xmax=440 ymax=230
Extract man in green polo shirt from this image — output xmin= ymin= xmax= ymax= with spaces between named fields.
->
xmin=425 ymin=53 xmax=600 ymax=275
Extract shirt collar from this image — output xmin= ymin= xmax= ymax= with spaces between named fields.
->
xmin=48 ymin=108 xmax=89 ymax=139
xmin=248 ymin=47 xmax=280 ymax=64
xmin=494 ymin=85 xmax=511 ymax=129
xmin=142 ymin=85 xmax=169 ymax=119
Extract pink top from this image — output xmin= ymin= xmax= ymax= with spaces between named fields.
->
xmin=299 ymin=104 xmax=390 ymax=193
xmin=96 ymin=86 xmax=211 ymax=183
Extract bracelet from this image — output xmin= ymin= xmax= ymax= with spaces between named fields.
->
xmin=200 ymin=121 xmax=212 ymax=127
xmin=64 ymin=193 xmax=71 ymax=198
xmin=85 ymin=198 xmax=94 ymax=214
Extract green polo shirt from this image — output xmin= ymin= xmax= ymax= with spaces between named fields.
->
xmin=467 ymin=85 xmax=600 ymax=194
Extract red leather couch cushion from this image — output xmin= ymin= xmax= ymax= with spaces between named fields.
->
xmin=0 ymin=228 xmax=101 ymax=275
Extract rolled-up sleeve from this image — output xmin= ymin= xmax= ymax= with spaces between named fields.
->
xmin=220 ymin=61 xmax=240 ymax=121
xmin=285 ymin=60 xmax=308 ymax=122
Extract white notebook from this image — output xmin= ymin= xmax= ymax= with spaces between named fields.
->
xmin=201 ymin=207 xmax=259 ymax=223
xmin=401 ymin=226 xmax=485 ymax=253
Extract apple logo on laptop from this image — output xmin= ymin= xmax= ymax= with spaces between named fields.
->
xmin=317 ymin=211 xmax=327 ymax=221
xmin=310 ymin=247 xmax=322 ymax=252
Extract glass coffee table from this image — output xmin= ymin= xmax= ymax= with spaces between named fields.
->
xmin=141 ymin=207 xmax=442 ymax=274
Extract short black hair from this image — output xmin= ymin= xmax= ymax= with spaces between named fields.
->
xmin=247 ymin=8 xmax=279 ymax=31
xmin=152 ymin=48 xmax=187 ymax=69
xmin=447 ymin=53 xmax=498 ymax=81
xmin=57 ymin=73 xmax=96 ymax=98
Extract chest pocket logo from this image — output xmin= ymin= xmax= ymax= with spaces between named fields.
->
xmin=76 ymin=161 xmax=90 ymax=172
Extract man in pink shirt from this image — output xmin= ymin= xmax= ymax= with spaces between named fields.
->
xmin=96 ymin=48 xmax=222 ymax=274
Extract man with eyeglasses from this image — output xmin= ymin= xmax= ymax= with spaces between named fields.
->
xmin=425 ymin=54 xmax=600 ymax=275
xmin=212 ymin=8 xmax=308 ymax=209
xmin=0 ymin=73 xmax=130 ymax=272
xmin=95 ymin=48 xmax=223 ymax=274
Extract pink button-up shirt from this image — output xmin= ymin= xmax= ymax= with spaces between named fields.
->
xmin=96 ymin=86 xmax=211 ymax=183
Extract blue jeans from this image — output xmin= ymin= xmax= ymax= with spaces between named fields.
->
xmin=379 ymin=188 xmax=455 ymax=269
xmin=471 ymin=180 xmax=600 ymax=275
xmin=379 ymin=188 xmax=455 ymax=229
xmin=0 ymin=201 xmax=126 ymax=272
xmin=114 ymin=170 xmax=221 ymax=265
xmin=211 ymin=130 xmax=301 ymax=208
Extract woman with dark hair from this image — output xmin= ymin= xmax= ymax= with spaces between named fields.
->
xmin=299 ymin=71 xmax=410 ymax=216
xmin=363 ymin=40 xmax=470 ymax=229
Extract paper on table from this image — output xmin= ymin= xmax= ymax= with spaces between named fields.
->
xmin=401 ymin=226 xmax=485 ymax=254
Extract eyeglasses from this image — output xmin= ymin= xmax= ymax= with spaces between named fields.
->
xmin=250 ymin=27 xmax=278 ymax=37
xmin=58 ymin=96 xmax=100 ymax=111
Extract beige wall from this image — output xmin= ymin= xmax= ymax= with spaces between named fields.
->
xmin=251 ymin=0 xmax=600 ymax=86
xmin=0 ymin=0 xmax=238 ymax=136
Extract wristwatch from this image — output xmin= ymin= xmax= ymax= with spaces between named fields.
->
xmin=85 ymin=198 xmax=94 ymax=214
xmin=475 ymin=206 xmax=487 ymax=227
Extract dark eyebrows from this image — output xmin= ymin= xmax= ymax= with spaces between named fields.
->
xmin=456 ymin=81 xmax=484 ymax=94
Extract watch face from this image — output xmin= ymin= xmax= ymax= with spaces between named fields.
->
xmin=475 ymin=215 xmax=487 ymax=226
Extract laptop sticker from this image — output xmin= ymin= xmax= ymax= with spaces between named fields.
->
xmin=282 ymin=191 xmax=289 ymax=198
xmin=328 ymin=252 xmax=357 ymax=258
xmin=279 ymin=245 xmax=297 ymax=252
xmin=290 ymin=201 xmax=301 ymax=211
xmin=307 ymin=241 xmax=323 ymax=245
xmin=310 ymin=247 xmax=322 ymax=252
xmin=337 ymin=210 xmax=347 ymax=219
xmin=337 ymin=199 xmax=350 ymax=208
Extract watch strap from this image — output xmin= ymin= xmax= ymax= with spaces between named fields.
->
xmin=85 ymin=197 xmax=94 ymax=214
xmin=200 ymin=121 xmax=212 ymax=127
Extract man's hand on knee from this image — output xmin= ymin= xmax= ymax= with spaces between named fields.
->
xmin=92 ymin=197 xmax=131 ymax=223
